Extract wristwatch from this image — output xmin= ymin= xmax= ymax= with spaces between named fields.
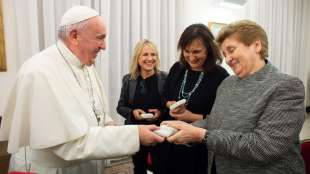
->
xmin=202 ymin=130 xmax=208 ymax=142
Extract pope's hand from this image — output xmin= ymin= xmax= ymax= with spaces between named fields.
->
xmin=138 ymin=125 xmax=164 ymax=146
xmin=161 ymin=121 xmax=206 ymax=144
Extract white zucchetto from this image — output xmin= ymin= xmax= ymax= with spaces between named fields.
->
xmin=60 ymin=6 xmax=99 ymax=27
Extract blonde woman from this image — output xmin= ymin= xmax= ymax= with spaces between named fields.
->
xmin=117 ymin=39 xmax=167 ymax=174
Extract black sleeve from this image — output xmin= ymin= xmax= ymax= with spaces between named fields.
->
xmin=217 ymin=65 xmax=230 ymax=82
xmin=116 ymin=75 xmax=132 ymax=122
xmin=157 ymin=71 xmax=169 ymax=121
xmin=161 ymin=62 xmax=185 ymax=121
xmin=162 ymin=62 xmax=184 ymax=105
xmin=209 ymin=65 xmax=230 ymax=91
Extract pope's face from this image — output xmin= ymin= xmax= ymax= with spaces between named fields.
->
xmin=77 ymin=16 xmax=107 ymax=66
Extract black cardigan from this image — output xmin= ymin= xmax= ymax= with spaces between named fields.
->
xmin=116 ymin=71 xmax=167 ymax=124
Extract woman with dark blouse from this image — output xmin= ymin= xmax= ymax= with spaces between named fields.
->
xmin=116 ymin=39 xmax=167 ymax=174
xmin=162 ymin=24 xmax=229 ymax=174
xmin=163 ymin=20 xmax=305 ymax=174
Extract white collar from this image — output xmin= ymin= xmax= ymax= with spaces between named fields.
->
xmin=57 ymin=40 xmax=84 ymax=69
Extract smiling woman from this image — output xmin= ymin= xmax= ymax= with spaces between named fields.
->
xmin=0 ymin=2 xmax=6 ymax=72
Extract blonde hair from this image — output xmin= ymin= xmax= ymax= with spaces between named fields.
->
xmin=216 ymin=19 xmax=268 ymax=59
xmin=129 ymin=39 xmax=160 ymax=79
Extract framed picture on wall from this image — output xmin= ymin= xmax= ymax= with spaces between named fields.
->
xmin=208 ymin=22 xmax=226 ymax=38
xmin=0 ymin=1 xmax=6 ymax=72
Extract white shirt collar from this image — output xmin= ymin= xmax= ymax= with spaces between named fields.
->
xmin=57 ymin=40 xmax=84 ymax=69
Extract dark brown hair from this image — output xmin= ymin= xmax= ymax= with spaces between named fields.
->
xmin=178 ymin=23 xmax=223 ymax=72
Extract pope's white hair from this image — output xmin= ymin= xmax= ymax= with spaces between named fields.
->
xmin=57 ymin=20 xmax=89 ymax=40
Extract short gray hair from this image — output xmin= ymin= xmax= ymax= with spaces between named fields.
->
xmin=57 ymin=20 xmax=89 ymax=40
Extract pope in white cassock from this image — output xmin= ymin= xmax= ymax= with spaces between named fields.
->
xmin=0 ymin=6 xmax=164 ymax=174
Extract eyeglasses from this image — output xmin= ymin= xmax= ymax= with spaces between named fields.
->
xmin=139 ymin=80 xmax=148 ymax=94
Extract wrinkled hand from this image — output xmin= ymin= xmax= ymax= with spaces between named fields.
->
xmin=161 ymin=121 xmax=206 ymax=144
xmin=138 ymin=125 xmax=165 ymax=146
xmin=133 ymin=109 xmax=145 ymax=120
xmin=169 ymin=109 xmax=192 ymax=122
xmin=145 ymin=109 xmax=161 ymax=122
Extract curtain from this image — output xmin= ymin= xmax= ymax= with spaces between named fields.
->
xmin=244 ymin=0 xmax=310 ymax=86
xmin=95 ymin=0 xmax=180 ymax=123
xmin=6 ymin=0 xmax=181 ymax=123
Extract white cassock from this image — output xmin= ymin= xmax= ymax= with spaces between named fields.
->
xmin=0 ymin=40 xmax=140 ymax=174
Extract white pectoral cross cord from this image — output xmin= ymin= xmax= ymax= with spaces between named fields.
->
xmin=56 ymin=44 xmax=105 ymax=125
xmin=83 ymin=68 xmax=105 ymax=124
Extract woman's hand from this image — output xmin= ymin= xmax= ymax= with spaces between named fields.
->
xmin=166 ymin=101 xmax=176 ymax=108
xmin=132 ymin=109 xmax=145 ymax=120
xmin=169 ymin=109 xmax=203 ymax=122
xmin=166 ymin=100 xmax=186 ymax=114
xmin=170 ymin=109 xmax=191 ymax=121
xmin=161 ymin=120 xmax=207 ymax=144
xmin=146 ymin=109 xmax=161 ymax=122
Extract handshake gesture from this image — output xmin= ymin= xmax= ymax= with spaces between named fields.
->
xmin=137 ymin=99 xmax=207 ymax=146
xmin=138 ymin=125 xmax=164 ymax=146
xmin=138 ymin=120 xmax=207 ymax=146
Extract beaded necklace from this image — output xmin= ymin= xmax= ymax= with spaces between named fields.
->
xmin=178 ymin=70 xmax=204 ymax=103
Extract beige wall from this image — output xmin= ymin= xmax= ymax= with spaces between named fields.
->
xmin=0 ymin=0 xmax=19 ymax=116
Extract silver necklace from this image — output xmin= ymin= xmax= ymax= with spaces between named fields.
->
xmin=56 ymin=44 xmax=104 ymax=125
xmin=178 ymin=70 xmax=204 ymax=103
